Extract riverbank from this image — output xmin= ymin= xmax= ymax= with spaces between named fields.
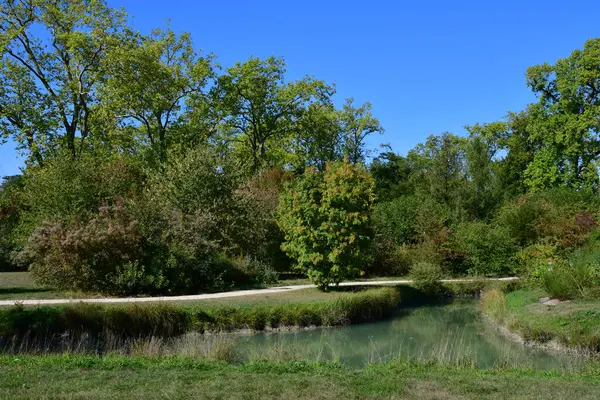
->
xmin=481 ymin=289 xmax=600 ymax=353
xmin=1 ymin=355 xmax=599 ymax=399
xmin=0 ymin=287 xmax=400 ymax=344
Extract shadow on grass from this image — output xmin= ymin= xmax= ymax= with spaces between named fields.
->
xmin=0 ymin=287 xmax=55 ymax=296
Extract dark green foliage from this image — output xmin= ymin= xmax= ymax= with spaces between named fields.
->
xmin=0 ymin=175 xmax=24 ymax=271
xmin=409 ymin=262 xmax=444 ymax=296
xmin=454 ymin=222 xmax=515 ymax=276
xmin=371 ymin=196 xmax=420 ymax=245
xmin=369 ymin=151 xmax=414 ymax=202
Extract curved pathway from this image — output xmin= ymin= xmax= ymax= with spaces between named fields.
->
xmin=0 ymin=277 xmax=519 ymax=307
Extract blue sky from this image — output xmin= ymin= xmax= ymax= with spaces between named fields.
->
xmin=1 ymin=0 xmax=599 ymax=176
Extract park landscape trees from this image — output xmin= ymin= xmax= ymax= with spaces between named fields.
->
xmin=1 ymin=0 xmax=600 ymax=300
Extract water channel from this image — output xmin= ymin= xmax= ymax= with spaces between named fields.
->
xmin=231 ymin=300 xmax=579 ymax=369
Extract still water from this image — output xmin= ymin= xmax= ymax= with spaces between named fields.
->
xmin=234 ymin=301 xmax=578 ymax=369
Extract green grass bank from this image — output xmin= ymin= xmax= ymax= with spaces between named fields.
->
xmin=0 ymin=287 xmax=400 ymax=342
xmin=481 ymin=289 xmax=600 ymax=353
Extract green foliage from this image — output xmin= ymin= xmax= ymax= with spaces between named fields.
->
xmin=541 ymin=246 xmax=600 ymax=300
xmin=20 ymin=202 xmax=161 ymax=295
xmin=514 ymin=243 xmax=558 ymax=282
xmin=372 ymin=196 xmax=420 ymax=245
xmin=213 ymin=56 xmax=334 ymax=173
xmin=369 ymin=151 xmax=414 ymax=202
xmin=454 ymin=222 xmax=515 ymax=276
xmin=278 ymin=161 xmax=375 ymax=288
xmin=0 ymin=0 xmax=129 ymax=162
xmin=410 ymin=262 xmax=444 ymax=296
xmin=223 ymin=256 xmax=279 ymax=286
xmin=0 ymin=175 xmax=24 ymax=271
xmin=496 ymin=189 xmax=599 ymax=249
xmin=234 ymin=169 xmax=292 ymax=271
xmin=524 ymin=38 xmax=600 ymax=190
xmin=101 ymin=28 xmax=215 ymax=162
xmin=13 ymin=154 xmax=144 ymax=251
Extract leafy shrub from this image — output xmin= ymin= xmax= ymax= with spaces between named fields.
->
xmin=15 ymin=154 xmax=144 ymax=250
xmin=278 ymin=161 xmax=375 ymax=289
xmin=371 ymin=196 xmax=420 ymax=244
xmin=541 ymin=264 xmax=580 ymax=300
xmin=496 ymin=189 xmax=600 ymax=249
xmin=20 ymin=202 xmax=161 ymax=295
xmin=224 ymin=256 xmax=279 ymax=286
xmin=515 ymin=243 xmax=558 ymax=282
xmin=454 ymin=222 xmax=515 ymax=276
xmin=402 ymin=240 xmax=443 ymax=266
xmin=235 ymin=169 xmax=292 ymax=271
xmin=367 ymin=236 xmax=411 ymax=276
xmin=410 ymin=262 xmax=444 ymax=295
xmin=542 ymin=253 xmax=600 ymax=300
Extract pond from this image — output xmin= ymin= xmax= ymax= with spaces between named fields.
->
xmin=232 ymin=300 xmax=580 ymax=369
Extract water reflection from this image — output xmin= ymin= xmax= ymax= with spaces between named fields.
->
xmin=236 ymin=301 xmax=580 ymax=369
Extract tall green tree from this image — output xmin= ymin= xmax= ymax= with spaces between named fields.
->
xmin=213 ymin=56 xmax=334 ymax=173
xmin=409 ymin=133 xmax=467 ymax=215
xmin=288 ymin=103 xmax=342 ymax=172
xmin=524 ymin=38 xmax=600 ymax=191
xmin=369 ymin=148 xmax=414 ymax=202
xmin=277 ymin=161 xmax=375 ymax=288
xmin=0 ymin=0 xmax=129 ymax=162
xmin=101 ymin=28 xmax=215 ymax=161
xmin=339 ymin=98 xmax=383 ymax=164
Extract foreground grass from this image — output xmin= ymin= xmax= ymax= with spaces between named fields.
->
xmin=0 ymin=355 xmax=599 ymax=399
xmin=481 ymin=289 xmax=600 ymax=352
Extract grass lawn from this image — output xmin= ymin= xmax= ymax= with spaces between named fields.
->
xmin=0 ymin=271 xmax=411 ymax=303
xmin=1 ymin=356 xmax=599 ymax=399
xmin=482 ymin=289 xmax=600 ymax=351
xmin=0 ymin=272 xmax=77 ymax=300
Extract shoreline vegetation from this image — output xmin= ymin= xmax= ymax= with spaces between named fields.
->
xmin=0 ymin=281 xmax=521 ymax=347
xmin=0 ymin=288 xmax=400 ymax=344
xmin=481 ymin=288 xmax=600 ymax=354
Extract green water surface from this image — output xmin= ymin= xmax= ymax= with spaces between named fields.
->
xmin=236 ymin=301 xmax=580 ymax=369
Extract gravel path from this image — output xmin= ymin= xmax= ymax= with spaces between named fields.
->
xmin=0 ymin=277 xmax=519 ymax=306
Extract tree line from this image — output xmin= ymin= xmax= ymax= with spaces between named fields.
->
xmin=1 ymin=0 xmax=600 ymax=295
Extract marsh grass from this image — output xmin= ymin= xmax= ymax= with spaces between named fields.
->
xmin=0 ymin=287 xmax=401 ymax=352
xmin=0 ymin=329 xmax=592 ymax=373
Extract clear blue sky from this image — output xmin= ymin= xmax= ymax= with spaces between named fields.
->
xmin=1 ymin=0 xmax=599 ymax=176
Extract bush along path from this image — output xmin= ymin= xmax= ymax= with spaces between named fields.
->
xmin=0 ymin=277 xmax=519 ymax=306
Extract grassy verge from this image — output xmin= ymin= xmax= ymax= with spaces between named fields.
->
xmin=0 ymin=287 xmax=400 ymax=343
xmin=0 ymin=271 xmax=85 ymax=300
xmin=481 ymin=288 xmax=600 ymax=352
xmin=1 ymin=355 xmax=599 ymax=399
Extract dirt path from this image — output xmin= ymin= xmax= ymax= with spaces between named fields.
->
xmin=0 ymin=277 xmax=519 ymax=306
